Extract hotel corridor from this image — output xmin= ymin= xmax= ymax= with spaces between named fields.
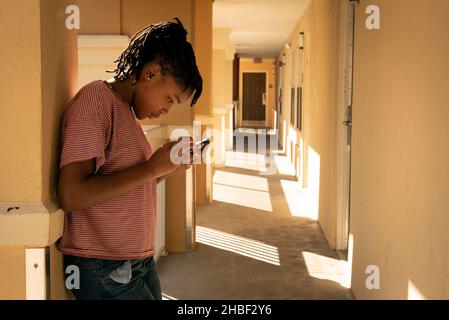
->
xmin=158 ymin=130 xmax=353 ymax=300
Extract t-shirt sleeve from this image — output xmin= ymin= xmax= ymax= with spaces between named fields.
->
xmin=60 ymin=113 xmax=108 ymax=174
xmin=59 ymin=84 xmax=111 ymax=174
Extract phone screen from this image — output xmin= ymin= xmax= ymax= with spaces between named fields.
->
xmin=191 ymin=138 xmax=210 ymax=154
xmin=198 ymin=138 xmax=211 ymax=151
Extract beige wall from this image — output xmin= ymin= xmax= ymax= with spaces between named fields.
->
xmin=192 ymin=0 xmax=213 ymax=117
xmin=121 ymin=0 xmax=192 ymax=40
xmin=1 ymin=0 xmax=44 ymax=203
xmin=0 ymin=0 xmax=77 ymax=223
xmin=278 ymin=0 xmax=341 ymax=247
xmin=193 ymin=0 xmax=214 ymax=205
xmin=225 ymin=59 xmax=234 ymax=107
xmin=239 ymin=58 xmax=276 ymax=128
xmin=213 ymin=28 xmax=234 ymax=109
xmin=41 ymin=0 xmax=80 ymax=206
xmin=213 ymin=49 xmax=226 ymax=109
xmin=79 ymin=0 xmax=192 ymax=38
xmin=0 ymin=246 xmax=26 ymax=299
xmin=212 ymin=28 xmax=235 ymax=164
xmin=165 ymin=170 xmax=189 ymax=252
xmin=195 ymin=121 xmax=214 ymax=205
xmin=0 ymin=0 xmax=78 ymax=299
xmin=350 ymin=0 xmax=449 ymax=299
xmin=78 ymin=0 xmax=121 ymax=34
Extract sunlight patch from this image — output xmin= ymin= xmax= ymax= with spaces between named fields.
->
xmin=302 ymin=251 xmax=350 ymax=288
xmin=197 ymin=226 xmax=280 ymax=266
xmin=214 ymin=170 xmax=269 ymax=192
xmin=213 ymin=182 xmax=273 ymax=212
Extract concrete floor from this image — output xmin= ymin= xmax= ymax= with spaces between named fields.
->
xmin=158 ymin=131 xmax=354 ymax=300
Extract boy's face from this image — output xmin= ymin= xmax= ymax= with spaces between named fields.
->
xmin=132 ymin=63 xmax=192 ymax=120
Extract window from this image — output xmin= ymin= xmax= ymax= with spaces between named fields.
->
xmin=297 ymin=87 xmax=302 ymax=131
xmin=290 ymin=87 xmax=295 ymax=125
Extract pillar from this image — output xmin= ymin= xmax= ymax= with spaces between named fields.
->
xmin=0 ymin=0 xmax=78 ymax=299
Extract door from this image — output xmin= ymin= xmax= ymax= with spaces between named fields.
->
xmin=336 ymin=0 xmax=356 ymax=251
xmin=242 ymin=73 xmax=266 ymax=122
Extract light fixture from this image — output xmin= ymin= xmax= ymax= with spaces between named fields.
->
xmin=284 ymin=42 xmax=291 ymax=50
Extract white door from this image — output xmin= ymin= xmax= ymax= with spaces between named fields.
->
xmin=336 ymin=0 xmax=356 ymax=250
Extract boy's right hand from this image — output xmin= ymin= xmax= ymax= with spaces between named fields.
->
xmin=146 ymin=138 xmax=194 ymax=179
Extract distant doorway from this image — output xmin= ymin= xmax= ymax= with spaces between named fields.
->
xmin=242 ymin=72 xmax=267 ymax=126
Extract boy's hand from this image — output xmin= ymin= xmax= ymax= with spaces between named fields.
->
xmin=148 ymin=137 xmax=197 ymax=180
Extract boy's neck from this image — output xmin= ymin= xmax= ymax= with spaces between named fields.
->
xmin=106 ymin=77 xmax=135 ymax=106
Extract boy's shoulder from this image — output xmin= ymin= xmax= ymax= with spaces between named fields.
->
xmin=63 ymin=80 xmax=112 ymax=123
xmin=78 ymin=80 xmax=108 ymax=94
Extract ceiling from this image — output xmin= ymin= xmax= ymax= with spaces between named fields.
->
xmin=213 ymin=0 xmax=311 ymax=58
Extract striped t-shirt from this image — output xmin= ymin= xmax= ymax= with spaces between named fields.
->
xmin=57 ymin=80 xmax=157 ymax=260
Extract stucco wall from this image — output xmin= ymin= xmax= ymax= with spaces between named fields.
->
xmin=0 ymin=0 xmax=77 ymax=217
xmin=0 ymin=246 xmax=26 ymax=299
xmin=213 ymin=49 xmax=226 ymax=110
xmin=78 ymin=0 xmax=121 ymax=34
xmin=0 ymin=0 xmax=43 ymax=203
xmin=350 ymin=0 xmax=449 ymax=299
xmin=41 ymin=0 xmax=79 ymax=205
xmin=278 ymin=0 xmax=341 ymax=247
xmin=121 ymin=0 xmax=192 ymax=40
xmin=0 ymin=0 xmax=78 ymax=300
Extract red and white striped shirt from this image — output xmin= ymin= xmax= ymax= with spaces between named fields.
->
xmin=57 ymin=80 xmax=157 ymax=260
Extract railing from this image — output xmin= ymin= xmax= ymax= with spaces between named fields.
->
xmin=141 ymin=125 xmax=169 ymax=261
xmin=155 ymin=180 xmax=166 ymax=261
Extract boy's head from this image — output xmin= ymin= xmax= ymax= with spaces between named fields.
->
xmin=111 ymin=18 xmax=203 ymax=120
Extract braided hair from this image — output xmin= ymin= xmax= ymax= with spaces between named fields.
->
xmin=110 ymin=18 xmax=202 ymax=107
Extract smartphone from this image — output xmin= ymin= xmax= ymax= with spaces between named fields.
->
xmin=191 ymin=137 xmax=211 ymax=154
xmin=197 ymin=137 xmax=211 ymax=151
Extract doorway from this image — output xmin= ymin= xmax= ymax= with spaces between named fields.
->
xmin=336 ymin=0 xmax=356 ymax=251
xmin=242 ymin=72 xmax=267 ymax=127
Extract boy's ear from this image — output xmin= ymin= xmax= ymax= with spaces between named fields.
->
xmin=145 ymin=62 xmax=162 ymax=76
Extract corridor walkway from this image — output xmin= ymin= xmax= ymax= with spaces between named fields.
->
xmin=158 ymin=130 xmax=354 ymax=300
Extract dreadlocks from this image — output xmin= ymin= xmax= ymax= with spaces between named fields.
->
xmin=110 ymin=18 xmax=202 ymax=107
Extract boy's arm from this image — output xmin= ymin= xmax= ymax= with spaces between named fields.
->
xmin=58 ymin=141 xmax=182 ymax=212
xmin=58 ymin=158 xmax=158 ymax=212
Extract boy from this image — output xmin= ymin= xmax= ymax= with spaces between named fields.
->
xmin=57 ymin=18 xmax=202 ymax=300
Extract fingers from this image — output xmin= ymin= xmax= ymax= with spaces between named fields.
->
xmin=171 ymin=137 xmax=194 ymax=158
xmin=156 ymin=137 xmax=200 ymax=167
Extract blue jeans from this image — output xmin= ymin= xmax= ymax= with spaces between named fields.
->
xmin=63 ymin=254 xmax=162 ymax=300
